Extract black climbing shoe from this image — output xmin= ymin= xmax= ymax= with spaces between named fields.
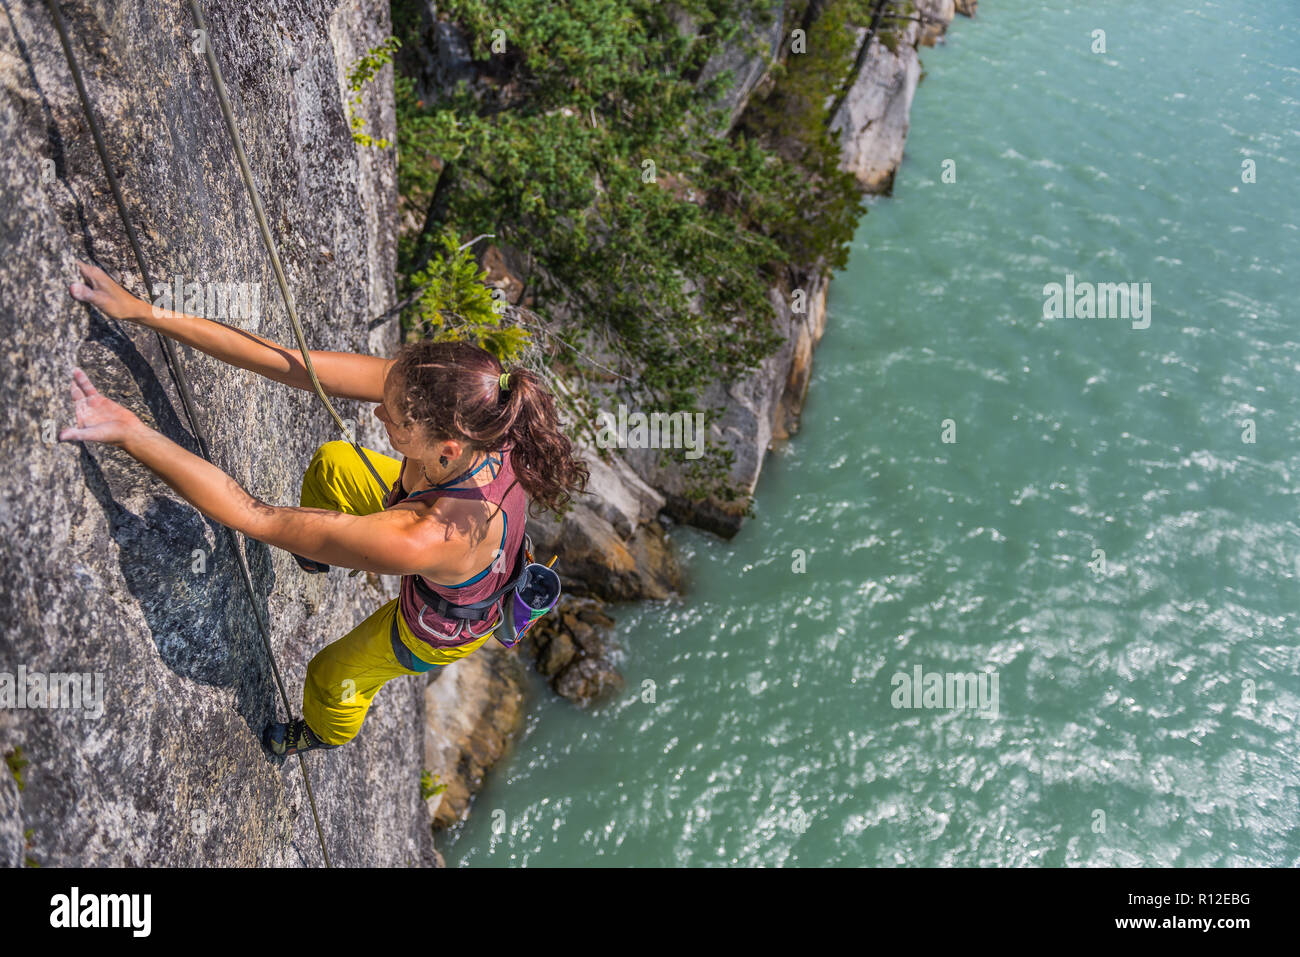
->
xmin=293 ymin=553 xmax=330 ymax=574
xmin=263 ymin=718 xmax=337 ymax=757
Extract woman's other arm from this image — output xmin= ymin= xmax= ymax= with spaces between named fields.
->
xmin=69 ymin=261 xmax=391 ymax=402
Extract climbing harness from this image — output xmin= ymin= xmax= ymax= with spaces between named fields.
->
xmin=390 ymin=451 xmax=562 ymax=646
xmin=405 ymin=534 xmax=561 ymax=647
xmin=43 ymin=0 xmax=406 ymax=868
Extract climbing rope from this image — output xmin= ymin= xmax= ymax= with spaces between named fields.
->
xmin=43 ymin=0 xmax=380 ymax=868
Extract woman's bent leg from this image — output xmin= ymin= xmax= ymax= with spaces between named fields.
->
xmin=300 ymin=440 xmax=401 ymax=515
xmin=302 ymin=598 xmax=419 ymax=746
xmin=294 ymin=441 xmax=402 ymax=572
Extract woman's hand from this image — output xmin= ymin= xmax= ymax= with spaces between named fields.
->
xmin=68 ymin=261 xmax=146 ymax=323
xmin=59 ymin=368 xmax=148 ymax=448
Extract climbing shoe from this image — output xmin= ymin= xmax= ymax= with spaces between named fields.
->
xmin=293 ymin=553 xmax=330 ymax=574
xmin=263 ymin=718 xmax=337 ymax=757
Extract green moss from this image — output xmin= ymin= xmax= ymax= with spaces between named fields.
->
xmin=421 ymin=770 xmax=447 ymax=800
xmin=5 ymin=746 xmax=28 ymax=791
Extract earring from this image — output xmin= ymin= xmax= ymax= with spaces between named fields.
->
xmin=439 ymin=456 xmax=449 ymax=467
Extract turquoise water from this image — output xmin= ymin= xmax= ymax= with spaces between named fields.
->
xmin=441 ymin=1 xmax=1300 ymax=866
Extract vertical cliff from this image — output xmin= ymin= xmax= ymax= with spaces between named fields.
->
xmin=0 ymin=0 xmax=430 ymax=866
xmin=830 ymin=0 xmax=967 ymax=194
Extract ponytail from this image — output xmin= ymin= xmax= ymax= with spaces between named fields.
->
xmin=392 ymin=340 xmax=589 ymax=513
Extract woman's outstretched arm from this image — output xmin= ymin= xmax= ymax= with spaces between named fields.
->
xmin=59 ymin=368 xmax=447 ymax=576
xmin=69 ymin=261 xmax=391 ymax=402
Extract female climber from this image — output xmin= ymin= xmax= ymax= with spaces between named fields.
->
xmin=59 ymin=261 xmax=589 ymax=757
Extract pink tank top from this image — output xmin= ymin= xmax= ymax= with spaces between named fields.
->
xmin=385 ymin=447 xmax=528 ymax=647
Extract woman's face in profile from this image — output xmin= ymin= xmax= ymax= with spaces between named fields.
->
xmin=375 ymin=371 xmax=418 ymax=457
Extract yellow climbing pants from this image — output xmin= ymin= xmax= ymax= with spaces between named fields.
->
xmin=297 ymin=441 xmax=493 ymax=745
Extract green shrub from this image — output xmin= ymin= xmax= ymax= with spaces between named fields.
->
xmin=348 ymin=37 xmax=402 ymax=148
xmin=403 ymin=228 xmax=532 ymax=362
xmin=387 ymin=0 xmax=880 ymax=500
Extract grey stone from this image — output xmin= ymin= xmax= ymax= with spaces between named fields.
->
xmin=830 ymin=0 xmax=957 ymax=194
xmin=619 ymin=271 xmax=829 ymax=537
xmin=695 ymin=1 xmax=786 ymax=136
xmin=554 ymin=656 xmax=623 ymax=707
xmin=538 ymin=631 xmax=577 ymax=678
xmin=0 ymin=0 xmax=431 ymax=866
xmin=422 ymin=641 xmax=525 ymax=830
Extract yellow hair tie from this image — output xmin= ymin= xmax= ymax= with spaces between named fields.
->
xmin=498 ymin=372 xmax=510 ymax=391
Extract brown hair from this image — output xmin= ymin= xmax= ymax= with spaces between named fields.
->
xmin=391 ymin=339 xmax=589 ymax=513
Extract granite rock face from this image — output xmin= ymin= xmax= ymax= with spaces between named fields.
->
xmin=0 ymin=0 xmax=430 ymax=866
xmin=619 ymin=271 xmax=830 ymax=538
xmin=830 ymin=0 xmax=958 ymax=194
xmin=918 ymin=0 xmax=958 ymax=46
